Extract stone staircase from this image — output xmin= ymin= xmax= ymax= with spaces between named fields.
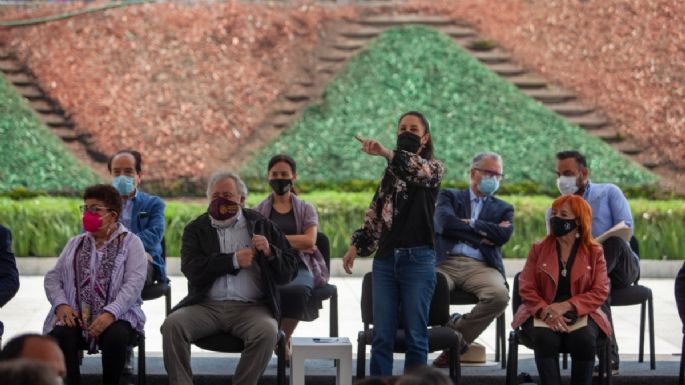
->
xmin=0 ymin=43 xmax=109 ymax=177
xmin=237 ymin=13 xmax=682 ymax=193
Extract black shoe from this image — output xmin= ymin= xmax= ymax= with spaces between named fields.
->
xmin=593 ymin=361 xmax=619 ymax=376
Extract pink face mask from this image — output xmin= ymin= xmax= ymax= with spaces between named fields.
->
xmin=82 ymin=211 xmax=106 ymax=233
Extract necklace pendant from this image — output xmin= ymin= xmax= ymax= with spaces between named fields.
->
xmin=561 ymin=268 xmax=567 ymax=277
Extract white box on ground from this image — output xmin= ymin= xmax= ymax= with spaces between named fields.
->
xmin=290 ymin=337 xmax=353 ymax=385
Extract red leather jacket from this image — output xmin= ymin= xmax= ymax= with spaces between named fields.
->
xmin=512 ymin=236 xmax=612 ymax=336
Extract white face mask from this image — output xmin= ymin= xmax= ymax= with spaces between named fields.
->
xmin=557 ymin=175 xmax=579 ymax=195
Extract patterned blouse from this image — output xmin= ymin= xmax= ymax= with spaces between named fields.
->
xmin=351 ymin=149 xmax=444 ymax=257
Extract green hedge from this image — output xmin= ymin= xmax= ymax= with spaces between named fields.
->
xmin=1 ymin=193 xmax=683 ymax=260
xmin=0 ymin=75 xmax=100 ymax=193
xmin=241 ymin=26 xmax=657 ymax=190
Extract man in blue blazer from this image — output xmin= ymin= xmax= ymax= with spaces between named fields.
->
xmin=0 ymin=224 xmax=20 ymax=345
xmin=432 ymin=152 xmax=514 ymax=367
xmin=108 ymin=150 xmax=167 ymax=284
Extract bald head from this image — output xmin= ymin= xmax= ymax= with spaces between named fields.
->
xmin=0 ymin=334 xmax=65 ymax=379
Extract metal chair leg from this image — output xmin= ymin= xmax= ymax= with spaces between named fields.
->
xmin=604 ymin=339 xmax=612 ymax=385
xmin=165 ymin=286 xmax=172 ymax=317
xmin=137 ymin=334 xmax=146 ymax=385
xmin=499 ymin=313 xmax=507 ymax=369
xmin=356 ymin=331 xmax=366 ymax=379
xmin=277 ymin=331 xmax=285 ymax=385
xmin=639 ymin=299 xmax=646 ymax=363
xmin=505 ymin=331 xmax=518 ymax=385
xmin=331 ymin=289 xmax=339 ymax=337
xmin=679 ymin=333 xmax=685 ymax=385
xmin=648 ymin=291 xmax=656 ymax=370
xmin=448 ymin=345 xmax=461 ymax=385
xmin=495 ymin=315 xmax=501 ymax=363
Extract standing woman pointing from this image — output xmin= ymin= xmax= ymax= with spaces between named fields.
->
xmin=342 ymin=111 xmax=445 ymax=376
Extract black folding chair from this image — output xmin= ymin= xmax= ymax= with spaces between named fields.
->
xmin=78 ymin=332 xmax=145 ymax=385
xmin=506 ymin=273 xmax=611 ymax=385
xmin=195 ymin=331 xmax=287 ymax=385
xmin=606 ymin=236 xmax=655 ymax=369
xmin=140 ymin=237 xmax=171 ymax=316
xmin=309 ymin=232 xmax=338 ymax=336
xmin=356 ymin=272 xmax=462 ymax=384
xmin=449 ymin=287 xmax=507 ymax=368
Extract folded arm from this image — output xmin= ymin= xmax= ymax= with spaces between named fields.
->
xmin=434 ymin=190 xmax=483 ymax=245
xmin=472 ymin=205 xmax=515 ymax=246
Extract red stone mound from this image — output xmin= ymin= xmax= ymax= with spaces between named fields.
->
xmin=0 ymin=2 xmax=356 ymax=179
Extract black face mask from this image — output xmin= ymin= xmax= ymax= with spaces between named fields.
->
xmin=550 ymin=216 xmax=578 ymax=237
xmin=396 ymin=132 xmax=422 ymax=153
xmin=269 ymin=179 xmax=292 ymax=196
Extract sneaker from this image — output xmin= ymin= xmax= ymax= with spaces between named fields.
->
xmin=593 ymin=361 xmax=619 ymax=376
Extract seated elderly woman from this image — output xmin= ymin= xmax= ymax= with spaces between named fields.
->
xmin=43 ymin=184 xmax=147 ymax=385
xmin=512 ymin=194 xmax=611 ymax=385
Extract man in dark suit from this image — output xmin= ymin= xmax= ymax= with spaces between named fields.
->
xmin=161 ymin=171 xmax=298 ymax=385
xmin=0 ymin=225 xmax=19 ymax=346
xmin=108 ymin=150 xmax=167 ymax=284
xmin=432 ymin=152 xmax=514 ymax=367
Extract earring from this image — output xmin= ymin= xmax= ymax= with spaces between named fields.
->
xmin=575 ymin=231 xmax=580 ymax=238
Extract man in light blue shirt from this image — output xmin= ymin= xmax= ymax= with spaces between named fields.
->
xmin=554 ymin=150 xmax=640 ymax=373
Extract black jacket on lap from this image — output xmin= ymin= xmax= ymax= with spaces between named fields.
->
xmin=173 ymin=209 xmax=299 ymax=321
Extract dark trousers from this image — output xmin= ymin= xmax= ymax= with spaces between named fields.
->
xmin=279 ymin=266 xmax=315 ymax=321
xmin=602 ymin=236 xmax=640 ymax=364
xmin=603 ymin=236 xmax=639 ymax=290
xmin=50 ymin=320 xmax=135 ymax=385
xmin=145 ymin=261 xmax=157 ymax=286
xmin=522 ymin=317 xmax=600 ymax=385
xmin=522 ymin=317 xmax=600 ymax=360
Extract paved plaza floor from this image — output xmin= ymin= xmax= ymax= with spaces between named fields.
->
xmin=0 ymin=276 xmax=682 ymax=383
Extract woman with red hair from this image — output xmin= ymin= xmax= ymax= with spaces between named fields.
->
xmin=512 ymin=195 xmax=611 ymax=385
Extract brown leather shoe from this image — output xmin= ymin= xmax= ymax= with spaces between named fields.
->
xmin=432 ymin=350 xmax=451 ymax=368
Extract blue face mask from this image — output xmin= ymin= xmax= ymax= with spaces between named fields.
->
xmin=478 ymin=176 xmax=500 ymax=196
xmin=112 ymin=175 xmax=136 ymax=196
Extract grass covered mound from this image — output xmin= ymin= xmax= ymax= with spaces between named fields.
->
xmin=0 ymin=75 xmax=99 ymax=192
xmin=241 ymin=26 xmax=657 ymax=189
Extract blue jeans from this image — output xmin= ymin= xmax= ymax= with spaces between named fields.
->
xmin=370 ymin=246 xmax=436 ymax=376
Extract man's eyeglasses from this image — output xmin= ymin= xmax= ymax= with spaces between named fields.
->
xmin=475 ymin=168 xmax=504 ymax=180
xmin=79 ymin=205 xmax=110 ymax=214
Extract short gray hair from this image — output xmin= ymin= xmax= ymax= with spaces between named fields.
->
xmin=206 ymin=171 xmax=248 ymax=200
xmin=471 ymin=151 xmax=503 ymax=169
